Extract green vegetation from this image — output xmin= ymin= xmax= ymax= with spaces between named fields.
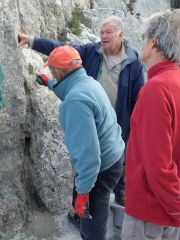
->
xmin=67 ymin=4 xmax=82 ymax=36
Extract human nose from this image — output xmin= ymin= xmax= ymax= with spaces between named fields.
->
xmin=101 ymin=32 xmax=108 ymax=39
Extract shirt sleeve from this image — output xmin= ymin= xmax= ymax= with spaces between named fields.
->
xmin=60 ymin=99 xmax=101 ymax=194
xmin=33 ymin=38 xmax=64 ymax=56
xmin=32 ymin=38 xmax=88 ymax=58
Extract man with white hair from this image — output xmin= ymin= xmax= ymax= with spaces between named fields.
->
xmin=122 ymin=9 xmax=180 ymax=240
xmin=18 ymin=15 xmax=144 ymax=224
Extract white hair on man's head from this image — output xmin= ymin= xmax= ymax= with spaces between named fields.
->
xmin=101 ymin=16 xmax=124 ymax=33
xmin=144 ymin=9 xmax=180 ymax=64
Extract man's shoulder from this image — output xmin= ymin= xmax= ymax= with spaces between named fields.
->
xmin=80 ymin=42 xmax=101 ymax=53
xmin=124 ymin=40 xmax=140 ymax=61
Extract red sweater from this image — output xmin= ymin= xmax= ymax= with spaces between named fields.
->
xmin=125 ymin=61 xmax=180 ymax=227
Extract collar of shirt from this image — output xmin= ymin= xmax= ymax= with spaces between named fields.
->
xmin=100 ymin=43 xmax=127 ymax=70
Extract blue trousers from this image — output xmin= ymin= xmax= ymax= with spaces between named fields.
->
xmin=113 ymin=163 xmax=125 ymax=198
xmin=79 ymin=159 xmax=123 ymax=240
xmin=113 ymin=150 xmax=126 ymax=199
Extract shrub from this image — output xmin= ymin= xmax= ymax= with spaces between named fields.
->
xmin=67 ymin=4 xmax=82 ymax=36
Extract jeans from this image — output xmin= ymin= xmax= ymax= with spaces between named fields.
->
xmin=79 ymin=159 xmax=123 ymax=240
xmin=113 ymin=163 xmax=125 ymax=199
xmin=122 ymin=213 xmax=180 ymax=240
xmin=113 ymin=151 xmax=125 ymax=200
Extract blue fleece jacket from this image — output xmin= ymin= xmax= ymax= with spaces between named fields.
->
xmin=48 ymin=68 xmax=125 ymax=194
xmin=32 ymin=38 xmax=145 ymax=142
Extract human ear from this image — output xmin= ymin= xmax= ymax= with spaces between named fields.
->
xmin=152 ymin=36 xmax=158 ymax=49
xmin=119 ymin=32 xmax=124 ymax=38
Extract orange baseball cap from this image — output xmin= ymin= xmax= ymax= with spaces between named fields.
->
xmin=44 ymin=45 xmax=82 ymax=69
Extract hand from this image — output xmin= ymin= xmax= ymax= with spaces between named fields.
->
xmin=74 ymin=193 xmax=91 ymax=218
xmin=18 ymin=33 xmax=30 ymax=47
xmin=36 ymin=74 xmax=49 ymax=86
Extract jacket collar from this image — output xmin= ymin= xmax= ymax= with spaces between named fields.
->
xmin=95 ymin=39 xmax=137 ymax=68
xmin=53 ymin=68 xmax=87 ymax=101
xmin=148 ymin=61 xmax=179 ymax=80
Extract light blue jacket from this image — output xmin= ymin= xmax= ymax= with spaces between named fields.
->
xmin=48 ymin=68 xmax=125 ymax=194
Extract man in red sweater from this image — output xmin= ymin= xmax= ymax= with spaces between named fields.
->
xmin=122 ymin=9 xmax=180 ymax=240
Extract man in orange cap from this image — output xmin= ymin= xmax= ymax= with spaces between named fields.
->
xmin=19 ymin=17 xmax=145 ymax=222
xmin=33 ymin=45 xmax=125 ymax=240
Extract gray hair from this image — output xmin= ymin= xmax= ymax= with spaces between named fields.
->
xmin=144 ymin=9 xmax=180 ymax=64
xmin=101 ymin=16 xmax=124 ymax=33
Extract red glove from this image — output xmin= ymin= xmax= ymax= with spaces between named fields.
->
xmin=74 ymin=193 xmax=90 ymax=218
xmin=36 ymin=74 xmax=49 ymax=86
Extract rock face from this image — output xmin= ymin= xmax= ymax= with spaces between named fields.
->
xmin=0 ymin=0 xmax=79 ymax=235
xmin=0 ymin=0 xmax=171 ymax=238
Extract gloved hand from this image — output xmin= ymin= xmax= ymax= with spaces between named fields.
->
xmin=74 ymin=192 xmax=91 ymax=218
xmin=36 ymin=74 xmax=49 ymax=86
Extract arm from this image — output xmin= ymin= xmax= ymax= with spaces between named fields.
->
xmin=32 ymin=38 xmax=64 ymax=56
xmin=32 ymin=38 xmax=92 ymax=59
xmin=18 ymin=33 xmax=64 ymax=55
xmin=137 ymin=82 xmax=180 ymax=220
xmin=18 ymin=32 xmax=92 ymax=59
xmin=60 ymin=100 xmax=101 ymax=194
